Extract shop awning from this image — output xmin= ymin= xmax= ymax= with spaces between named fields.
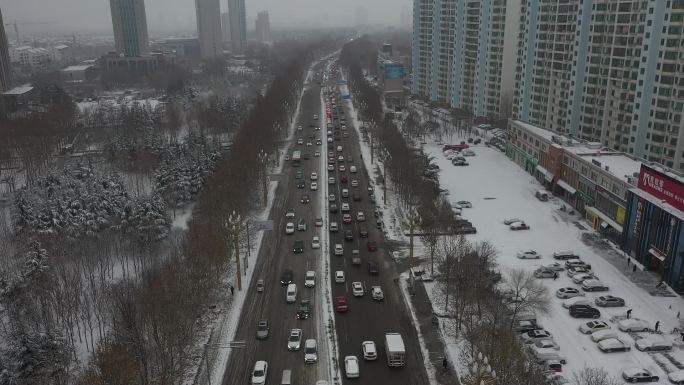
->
xmin=557 ymin=180 xmax=577 ymax=195
xmin=585 ymin=206 xmax=623 ymax=233
xmin=648 ymin=247 xmax=666 ymax=262
xmin=535 ymin=165 xmax=554 ymax=182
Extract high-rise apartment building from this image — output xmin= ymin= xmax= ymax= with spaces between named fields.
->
xmin=411 ymin=0 xmax=520 ymax=120
xmin=228 ymin=0 xmax=246 ymax=53
xmin=195 ymin=0 xmax=223 ymax=59
xmin=0 ymin=8 xmax=11 ymax=92
xmin=514 ymin=0 xmax=684 ymax=170
xmin=221 ymin=12 xmax=231 ymax=42
xmin=255 ymin=11 xmax=271 ymax=42
xmin=109 ymin=0 xmax=149 ymax=57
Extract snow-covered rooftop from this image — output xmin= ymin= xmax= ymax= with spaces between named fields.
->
xmin=3 ymin=84 xmax=34 ymax=95
xmin=581 ymin=154 xmax=643 ymax=182
xmin=62 ymin=64 xmax=94 ymax=72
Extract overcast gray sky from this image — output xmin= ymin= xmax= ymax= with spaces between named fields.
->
xmin=1 ymin=0 xmax=411 ymax=34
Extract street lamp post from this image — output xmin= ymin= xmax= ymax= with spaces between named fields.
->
xmin=258 ymin=149 xmax=269 ymax=207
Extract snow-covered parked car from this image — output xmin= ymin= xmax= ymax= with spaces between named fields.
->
xmin=669 ymin=369 xmax=684 ymax=384
xmin=571 ymin=272 xmax=597 ymax=284
xmin=556 ymin=287 xmax=585 ymax=299
xmin=622 ymin=368 xmax=659 ymax=383
xmin=597 ymin=338 xmax=631 ymax=353
xmin=579 ymin=320 xmax=610 ymax=334
xmin=521 ymin=329 xmax=552 ymax=344
xmin=543 ymin=262 xmax=565 ymax=271
xmin=527 ymin=339 xmax=559 ymax=352
xmin=594 ymin=295 xmax=625 ymax=307
xmin=517 ymin=250 xmax=541 ymax=259
xmin=510 ymin=221 xmax=530 ymax=230
xmin=618 ymin=318 xmax=650 ymax=332
xmin=635 ymin=334 xmax=673 ymax=352
xmin=590 ymin=329 xmax=618 ymax=343
xmin=504 ymin=218 xmax=523 ymax=225
xmin=581 ymin=279 xmax=609 ymax=292
xmin=562 ymin=296 xmax=590 ymax=309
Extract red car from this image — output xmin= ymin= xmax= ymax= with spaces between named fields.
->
xmin=335 ymin=296 xmax=349 ymax=313
xmin=367 ymin=241 xmax=377 ymax=251
xmin=340 ymin=175 xmax=348 ymax=183
xmin=510 ymin=221 xmax=530 ymax=230
xmin=342 ymin=214 xmax=352 ymax=224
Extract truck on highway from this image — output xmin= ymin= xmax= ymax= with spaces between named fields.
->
xmin=292 ymin=150 xmax=302 ymax=167
xmin=385 ymin=333 xmax=405 ymax=367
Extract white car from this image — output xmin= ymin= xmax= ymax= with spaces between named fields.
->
xmin=306 ymin=142 xmax=312 ymax=147
xmin=328 ymin=177 xmax=335 ymax=185
xmin=590 ymin=329 xmax=618 ymax=343
xmin=556 ymin=287 xmax=585 ymax=299
xmin=304 ymin=339 xmax=318 ymax=363
xmin=310 ymin=182 xmax=318 ymax=191
xmin=528 ymin=339 xmax=560 ymax=352
xmin=352 ymin=282 xmax=364 ymax=297
xmin=635 ymin=334 xmax=673 ymax=351
xmin=356 ymin=211 xmax=366 ymax=221
xmin=329 ymin=222 xmax=339 ymax=232
xmin=297 ymin=139 xmax=304 ymax=145
xmin=570 ymin=272 xmax=596 ymax=284
xmin=351 ymin=179 xmax=359 ymax=187
xmin=344 ymin=356 xmax=360 ymax=378
xmin=314 ymin=151 xmax=320 ymax=157
xmin=504 ymin=218 xmax=523 ymax=225
xmin=341 ymin=203 xmax=350 ymax=212
xmin=521 ymin=329 xmax=552 ymax=344
xmin=562 ymin=296 xmax=590 ymax=308
xmin=312 ymin=236 xmax=321 ymax=249
xmin=350 ymin=165 xmax=357 ymax=173
xmin=371 ymin=286 xmax=384 ymax=301
xmin=362 ymin=341 xmax=377 ymax=360
xmin=305 ymin=271 xmax=316 ymax=288
xmin=287 ymin=328 xmax=303 ymax=351
xmin=310 ymin=172 xmax=318 ymax=180
xmin=251 ymin=361 xmax=268 ymax=385
xmin=335 ymin=270 xmax=345 ymax=283
xmin=334 ymin=244 xmax=344 ymax=256
xmin=581 ymin=279 xmax=609 ymax=292
xmin=456 ymin=200 xmax=472 ymax=208
xmin=543 ymin=262 xmax=565 ymax=271
xmin=622 ymin=368 xmax=660 ymax=383
xmin=517 ymin=250 xmax=541 ymax=259
xmin=597 ymin=338 xmax=631 ymax=352
xmin=670 ymin=370 xmax=684 ymax=385
xmin=579 ymin=320 xmax=610 ymax=334
xmin=328 ymin=164 xmax=334 ymax=171
xmin=617 ymin=318 xmax=650 ymax=332
xmin=285 ymin=222 xmax=295 ymax=234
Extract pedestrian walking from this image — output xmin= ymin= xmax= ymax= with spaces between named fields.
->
xmin=655 ymin=321 xmax=660 ymax=332
xmin=627 ymin=258 xmax=630 ymax=267
xmin=633 ymin=265 xmax=637 ymax=273
xmin=553 ymin=272 xmax=558 ymax=280
xmin=678 ymin=311 xmax=681 ymax=319
xmin=442 ymin=357 xmax=448 ymax=371
xmin=626 ymin=309 xmax=632 ymax=318
xmin=230 ymin=285 xmax=235 ymax=295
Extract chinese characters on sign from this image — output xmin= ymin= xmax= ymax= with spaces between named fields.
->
xmin=638 ymin=165 xmax=684 ymax=212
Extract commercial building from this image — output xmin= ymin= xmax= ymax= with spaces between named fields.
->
xmin=195 ymin=0 xmax=223 ymax=59
xmin=228 ymin=0 xmax=247 ymax=53
xmin=513 ymin=0 xmax=684 ymax=171
xmin=109 ymin=0 xmax=149 ymax=57
xmin=153 ymin=38 xmax=201 ymax=60
xmin=623 ymin=165 xmax=684 ymax=292
xmin=508 ymin=119 xmax=642 ymax=242
xmin=377 ymin=44 xmax=407 ymax=94
xmin=100 ymin=52 xmax=176 ymax=77
xmin=221 ymin=12 xmax=231 ymax=43
xmin=61 ymin=64 xmax=99 ymax=83
xmin=0 ymin=8 xmax=11 ymax=92
xmin=410 ymin=0 xmax=520 ymax=120
xmin=255 ymin=11 xmax=271 ymax=43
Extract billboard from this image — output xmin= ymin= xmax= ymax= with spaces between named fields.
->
xmin=384 ymin=63 xmax=405 ymax=80
xmin=638 ymin=165 xmax=684 ymax=212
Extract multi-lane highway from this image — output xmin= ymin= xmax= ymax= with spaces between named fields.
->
xmin=222 ymin=57 xmax=430 ymax=385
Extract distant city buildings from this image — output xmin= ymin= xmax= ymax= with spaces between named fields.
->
xmin=195 ymin=0 xmax=223 ymax=59
xmin=221 ymin=12 xmax=231 ymax=43
xmin=255 ymin=11 xmax=271 ymax=43
xmin=109 ymin=0 xmax=149 ymax=57
xmin=9 ymin=46 xmax=51 ymax=71
xmin=228 ymin=0 xmax=247 ymax=52
xmin=0 ymin=8 xmax=12 ymax=92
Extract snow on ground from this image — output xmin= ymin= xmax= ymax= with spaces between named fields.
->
xmin=423 ymin=141 xmax=684 ymax=381
xmin=205 ymin=65 xmax=316 ymax=385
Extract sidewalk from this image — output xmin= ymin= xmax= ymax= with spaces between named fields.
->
xmin=409 ymin=279 xmax=461 ymax=385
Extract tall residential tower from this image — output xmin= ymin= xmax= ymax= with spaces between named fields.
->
xmin=0 ymin=8 xmax=11 ymax=92
xmin=255 ymin=11 xmax=271 ymax=43
xmin=109 ymin=0 xmax=149 ymax=56
xmin=228 ymin=0 xmax=246 ymax=52
xmin=195 ymin=0 xmax=223 ymax=58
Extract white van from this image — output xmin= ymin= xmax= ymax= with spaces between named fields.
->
xmin=286 ymin=284 xmax=297 ymax=303
xmin=337 ymin=145 xmax=343 ymax=152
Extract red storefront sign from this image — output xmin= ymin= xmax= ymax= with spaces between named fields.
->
xmin=638 ymin=165 xmax=684 ymax=212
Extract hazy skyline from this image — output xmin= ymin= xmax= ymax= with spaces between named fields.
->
xmin=0 ymin=0 xmax=411 ymax=35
